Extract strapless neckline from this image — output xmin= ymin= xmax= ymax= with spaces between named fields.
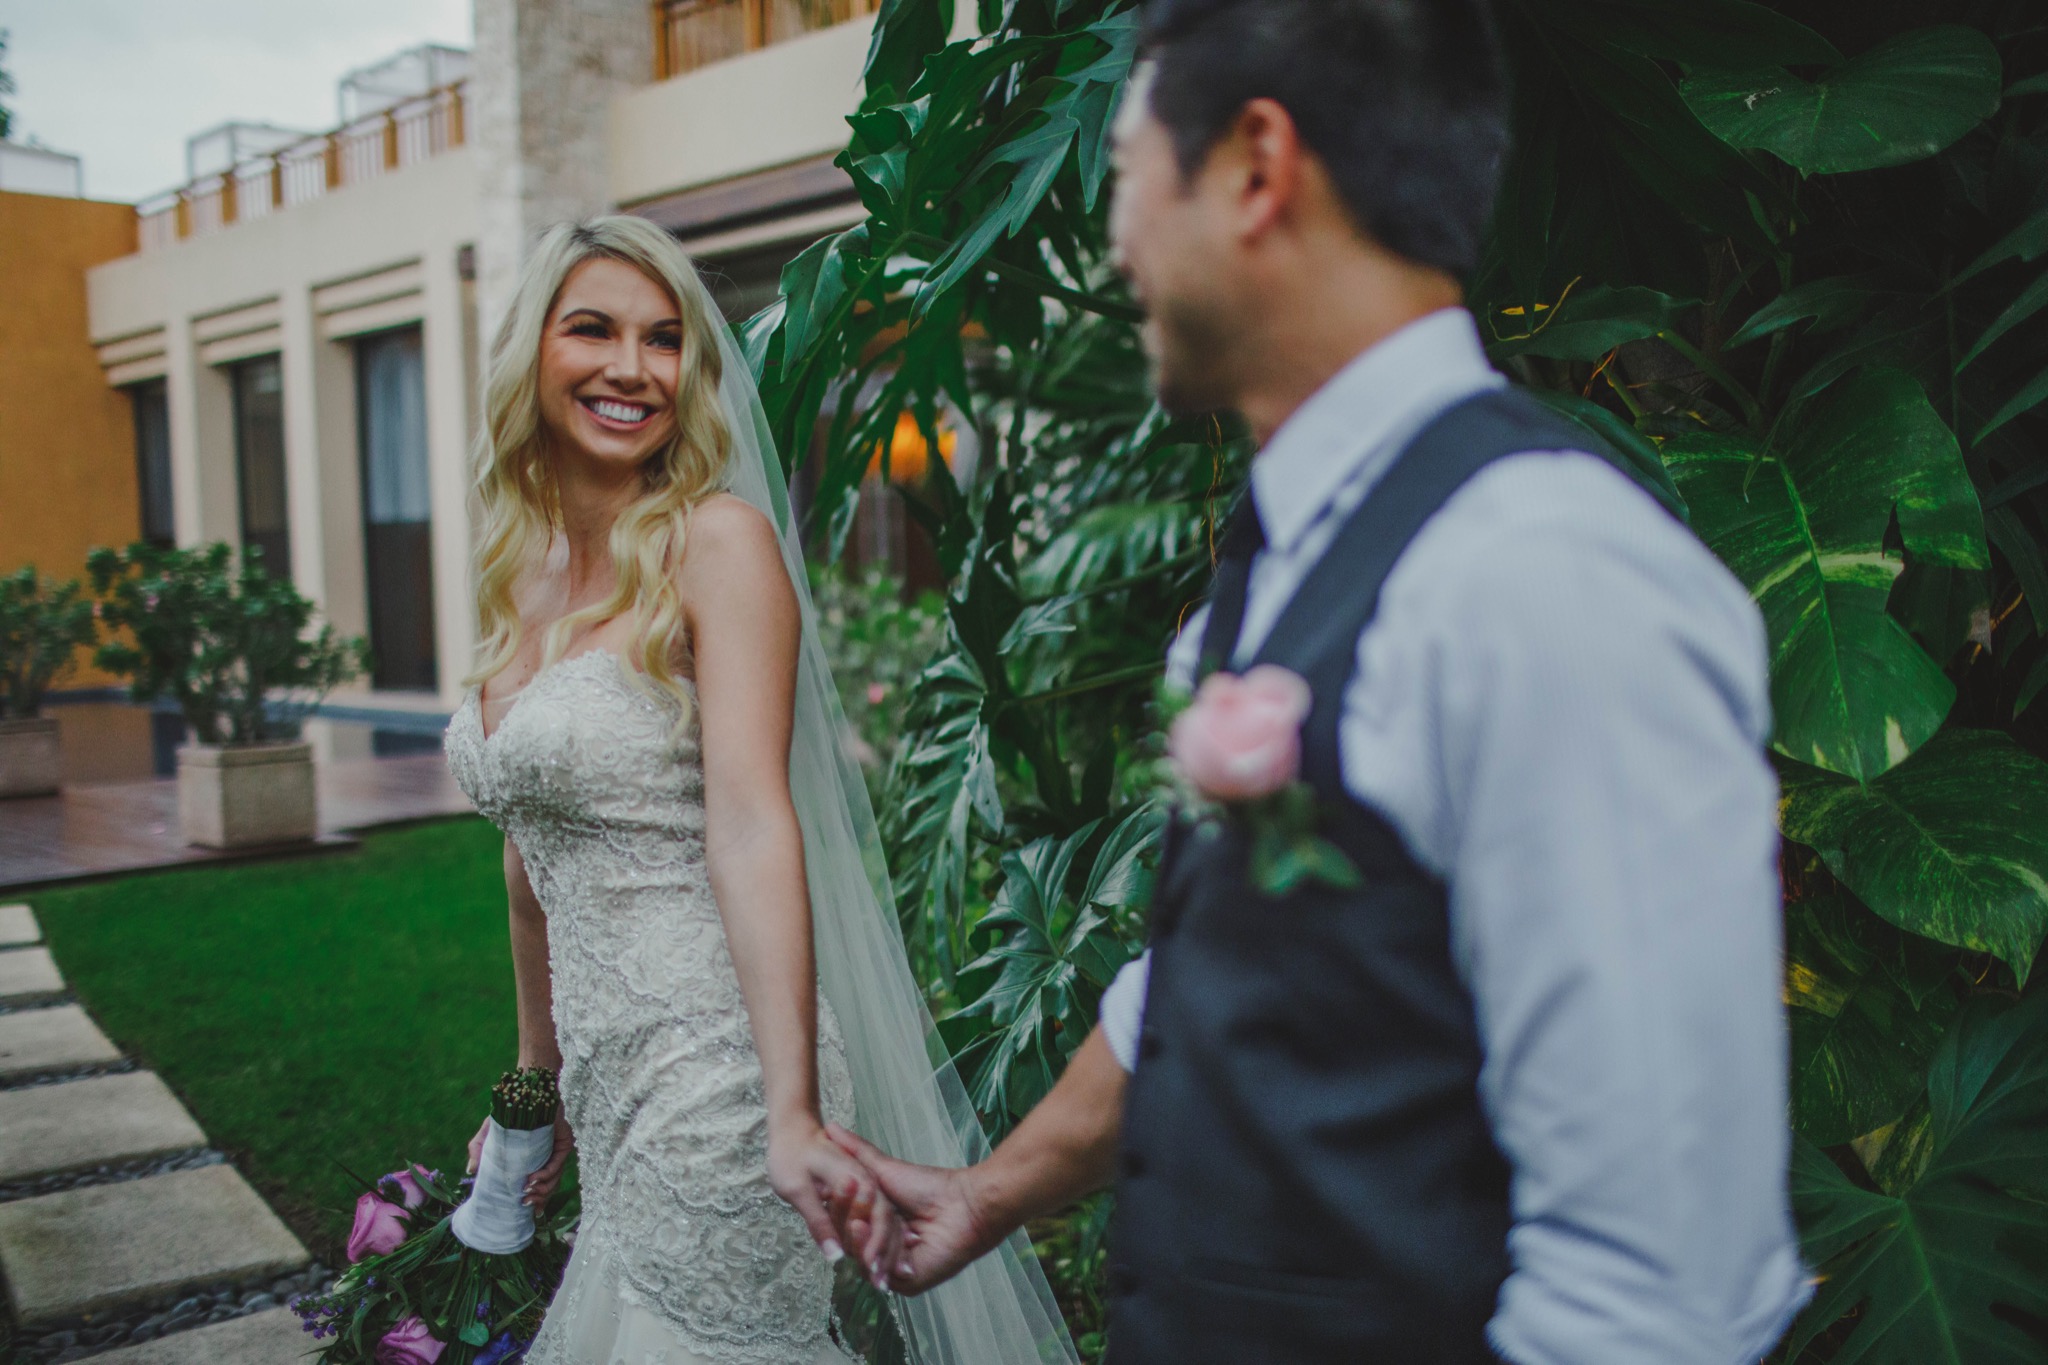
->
xmin=469 ymin=649 xmax=694 ymax=744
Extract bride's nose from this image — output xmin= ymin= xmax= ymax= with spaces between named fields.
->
xmin=604 ymin=340 xmax=647 ymax=388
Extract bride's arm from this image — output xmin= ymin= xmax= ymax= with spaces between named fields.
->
xmin=505 ymin=839 xmax=563 ymax=1073
xmin=468 ymin=838 xmax=574 ymax=1205
xmin=683 ymin=495 xmax=903 ymax=1287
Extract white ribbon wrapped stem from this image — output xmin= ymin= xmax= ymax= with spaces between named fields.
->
xmin=451 ymin=1118 xmax=555 ymax=1254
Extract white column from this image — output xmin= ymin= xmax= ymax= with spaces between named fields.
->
xmin=422 ymin=245 xmax=480 ymax=705
xmin=163 ymin=315 xmax=207 ymax=547
xmin=277 ymin=288 xmax=328 ymax=601
xmin=189 ymin=342 xmax=242 ymax=549
xmin=472 ymin=0 xmax=651 ymax=344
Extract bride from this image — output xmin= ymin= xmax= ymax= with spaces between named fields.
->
xmin=444 ymin=216 xmax=1077 ymax=1365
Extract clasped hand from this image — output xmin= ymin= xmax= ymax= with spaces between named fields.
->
xmin=815 ymin=1123 xmax=995 ymax=1296
xmin=769 ymin=1121 xmax=910 ymax=1292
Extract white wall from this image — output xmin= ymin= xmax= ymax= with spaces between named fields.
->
xmin=607 ymin=16 xmax=877 ymax=209
xmin=86 ymin=151 xmax=482 ymax=706
xmin=0 ymin=143 xmax=85 ymax=197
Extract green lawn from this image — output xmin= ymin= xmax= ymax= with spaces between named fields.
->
xmin=30 ymin=818 xmax=521 ymax=1260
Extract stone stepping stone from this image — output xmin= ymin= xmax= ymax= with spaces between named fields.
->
xmin=0 ymin=1072 xmax=207 ymax=1182
xmin=0 ymin=1004 xmax=121 ymax=1082
xmin=0 ymin=1165 xmax=309 ymax=1325
xmin=0 ymin=945 xmax=64 ymax=1005
xmin=95 ymin=1307 xmax=313 ymax=1365
xmin=0 ymin=903 xmax=38 ymax=947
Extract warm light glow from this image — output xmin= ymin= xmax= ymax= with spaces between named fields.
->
xmin=869 ymin=411 xmax=957 ymax=483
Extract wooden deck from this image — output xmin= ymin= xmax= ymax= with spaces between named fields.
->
xmin=0 ymin=755 xmax=474 ymax=894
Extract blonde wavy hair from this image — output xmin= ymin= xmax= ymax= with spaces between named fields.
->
xmin=467 ymin=216 xmax=734 ymax=724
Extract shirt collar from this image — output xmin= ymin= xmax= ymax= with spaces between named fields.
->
xmin=1249 ymin=307 xmax=1503 ymax=555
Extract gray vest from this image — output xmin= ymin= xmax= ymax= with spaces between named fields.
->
xmin=1109 ymin=389 xmax=1633 ymax=1364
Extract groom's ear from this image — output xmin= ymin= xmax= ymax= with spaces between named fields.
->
xmin=1221 ymin=97 xmax=1308 ymax=243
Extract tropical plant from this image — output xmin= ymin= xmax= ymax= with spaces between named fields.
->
xmin=0 ymin=566 xmax=96 ymax=719
xmin=0 ymin=29 xmax=15 ymax=142
xmin=88 ymin=541 xmax=369 ymax=747
xmin=745 ymin=1 xmax=2048 ymax=1358
xmin=807 ymin=562 xmax=947 ymax=778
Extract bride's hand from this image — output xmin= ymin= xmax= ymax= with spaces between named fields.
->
xmin=466 ymin=1113 xmax=575 ymax=1208
xmin=769 ymin=1121 xmax=904 ymax=1291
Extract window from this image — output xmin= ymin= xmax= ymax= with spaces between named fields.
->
xmin=129 ymin=379 xmax=174 ymax=547
xmin=231 ymin=355 xmax=291 ymax=578
xmin=356 ymin=327 xmax=437 ymax=691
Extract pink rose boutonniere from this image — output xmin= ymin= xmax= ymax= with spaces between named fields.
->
xmin=1165 ymin=666 xmax=1363 ymax=895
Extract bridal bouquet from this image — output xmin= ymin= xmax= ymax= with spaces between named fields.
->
xmin=1161 ymin=666 xmax=1363 ymax=895
xmin=291 ymin=1068 xmax=575 ymax=1364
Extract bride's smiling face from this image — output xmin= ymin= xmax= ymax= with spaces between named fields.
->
xmin=537 ymin=257 xmax=684 ymax=475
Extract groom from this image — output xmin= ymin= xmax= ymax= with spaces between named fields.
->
xmin=830 ymin=1 xmax=1809 ymax=1360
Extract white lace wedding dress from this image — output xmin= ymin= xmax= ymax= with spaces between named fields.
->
xmin=446 ymin=648 xmax=859 ymax=1365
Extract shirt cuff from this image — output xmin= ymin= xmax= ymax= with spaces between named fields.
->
xmin=1098 ymin=952 xmax=1151 ymax=1072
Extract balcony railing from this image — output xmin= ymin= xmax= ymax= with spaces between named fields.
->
xmin=651 ymin=0 xmax=880 ymax=80
xmin=136 ymin=83 xmax=467 ymax=252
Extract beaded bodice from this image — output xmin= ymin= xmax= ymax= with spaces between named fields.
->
xmin=445 ymin=649 xmax=855 ymax=1364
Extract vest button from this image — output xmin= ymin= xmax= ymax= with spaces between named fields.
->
xmin=1121 ymin=1149 xmax=1146 ymax=1178
xmin=1110 ymin=1266 xmax=1139 ymax=1296
xmin=1139 ymin=1028 xmax=1162 ymax=1060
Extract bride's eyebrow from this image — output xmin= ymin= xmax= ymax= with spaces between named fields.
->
xmin=559 ymin=307 xmax=613 ymax=327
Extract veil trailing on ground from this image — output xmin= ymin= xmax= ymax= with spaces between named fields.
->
xmin=705 ymin=314 xmax=1080 ymax=1365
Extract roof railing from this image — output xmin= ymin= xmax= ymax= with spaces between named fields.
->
xmin=650 ymin=0 xmax=879 ymax=81
xmin=136 ymin=82 xmax=467 ymax=252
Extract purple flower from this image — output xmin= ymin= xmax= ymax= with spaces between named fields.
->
xmin=375 ymin=1315 xmax=446 ymax=1365
xmin=475 ymin=1333 xmax=528 ymax=1365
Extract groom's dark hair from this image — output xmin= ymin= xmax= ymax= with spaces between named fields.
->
xmin=1137 ymin=0 xmax=1508 ymax=277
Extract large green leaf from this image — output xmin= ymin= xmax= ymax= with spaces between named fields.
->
xmin=954 ymin=809 xmax=1158 ymax=1123
xmin=1566 ymin=0 xmax=1840 ymax=69
xmin=1662 ymin=369 xmax=1987 ymax=780
xmin=1485 ymin=284 xmax=1692 ymax=361
xmin=1683 ymin=26 xmax=2003 ymax=175
xmin=1780 ymin=729 xmax=2048 ymax=982
xmin=1022 ymin=501 xmax=1205 ymax=596
xmin=1522 ymin=387 xmax=1688 ymax=523
xmin=1726 ymin=274 xmax=1883 ymax=349
xmin=887 ymin=647 xmax=1001 ymax=984
xmin=776 ymin=225 xmax=868 ymax=370
xmin=1786 ymin=895 xmax=1960 ymax=1145
xmin=1783 ymin=992 xmax=2048 ymax=1363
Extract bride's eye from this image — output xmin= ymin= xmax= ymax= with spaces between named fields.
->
xmin=568 ymin=320 xmax=609 ymax=339
xmin=649 ymin=330 xmax=682 ymax=353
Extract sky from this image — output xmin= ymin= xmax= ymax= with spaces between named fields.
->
xmin=0 ymin=0 xmax=472 ymax=203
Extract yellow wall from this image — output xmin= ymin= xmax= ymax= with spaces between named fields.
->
xmin=0 ymin=190 xmax=141 ymax=586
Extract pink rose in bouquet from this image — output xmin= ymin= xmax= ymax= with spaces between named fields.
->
xmin=382 ymin=1165 xmax=428 ymax=1210
xmin=1168 ymin=665 xmax=1313 ymax=802
xmin=348 ymin=1189 xmax=412 ymax=1262
xmin=348 ymin=1166 xmax=436 ymax=1262
xmin=374 ymin=1315 xmax=446 ymax=1365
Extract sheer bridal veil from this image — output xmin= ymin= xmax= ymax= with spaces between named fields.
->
xmin=705 ymin=312 xmax=1079 ymax=1365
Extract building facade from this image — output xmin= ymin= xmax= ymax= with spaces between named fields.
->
xmin=61 ymin=0 xmax=950 ymax=715
xmin=0 ymin=186 xmax=140 ymax=614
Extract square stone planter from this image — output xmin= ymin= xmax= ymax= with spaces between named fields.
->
xmin=0 ymin=716 xmax=62 ymax=799
xmin=177 ymin=742 xmax=317 ymax=849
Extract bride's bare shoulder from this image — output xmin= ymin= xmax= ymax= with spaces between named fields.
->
xmin=678 ymin=493 xmax=787 ymax=589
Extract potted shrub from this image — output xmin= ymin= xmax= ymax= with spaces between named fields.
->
xmin=89 ymin=542 xmax=369 ymax=848
xmin=0 ymin=567 xmax=97 ymax=798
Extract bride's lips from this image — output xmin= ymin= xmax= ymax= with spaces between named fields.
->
xmin=578 ymin=395 xmax=658 ymax=431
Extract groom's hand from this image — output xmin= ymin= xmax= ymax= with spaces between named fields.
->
xmin=826 ymin=1124 xmax=998 ymax=1294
